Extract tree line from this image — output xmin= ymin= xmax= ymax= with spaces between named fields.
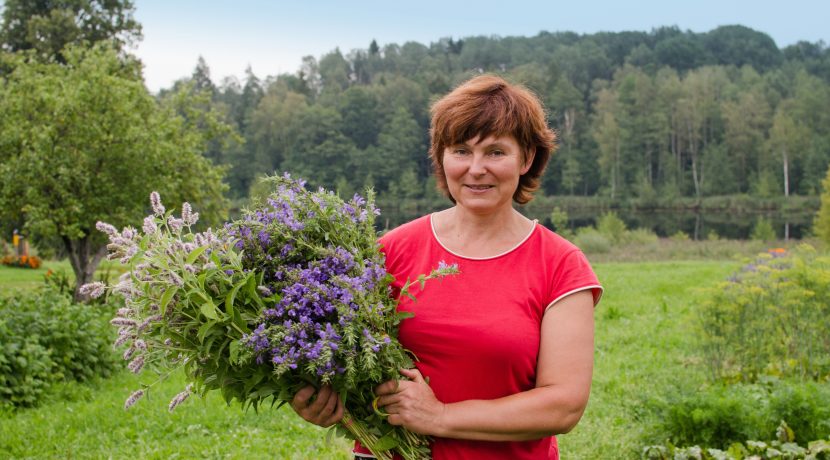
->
xmin=170 ymin=26 xmax=830 ymax=207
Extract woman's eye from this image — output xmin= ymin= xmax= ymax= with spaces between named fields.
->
xmin=489 ymin=150 xmax=505 ymax=156
xmin=453 ymin=148 xmax=469 ymax=155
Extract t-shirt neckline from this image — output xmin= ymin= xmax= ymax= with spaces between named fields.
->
xmin=428 ymin=213 xmax=539 ymax=261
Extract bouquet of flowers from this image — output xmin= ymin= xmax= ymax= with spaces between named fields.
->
xmin=85 ymin=174 xmax=456 ymax=460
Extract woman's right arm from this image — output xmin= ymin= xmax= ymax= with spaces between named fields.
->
xmin=290 ymin=385 xmax=345 ymax=427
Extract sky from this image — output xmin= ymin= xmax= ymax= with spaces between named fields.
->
xmin=132 ymin=0 xmax=829 ymax=92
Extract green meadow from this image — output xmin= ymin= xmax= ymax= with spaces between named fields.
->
xmin=0 ymin=255 xmax=742 ymax=459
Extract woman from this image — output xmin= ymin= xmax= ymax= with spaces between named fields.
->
xmin=291 ymin=75 xmax=602 ymax=459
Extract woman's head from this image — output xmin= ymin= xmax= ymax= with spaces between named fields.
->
xmin=429 ymin=75 xmax=556 ymax=204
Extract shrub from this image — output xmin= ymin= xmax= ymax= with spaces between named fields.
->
xmin=597 ymin=211 xmax=628 ymax=243
xmin=814 ymin=164 xmax=830 ymax=245
xmin=574 ymin=228 xmax=611 ymax=253
xmin=645 ymin=380 xmax=830 ymax=450
xmin=626 ymin=228 xmax=659 ymax=245
xmin=549 ymin=206 xmax=574 ymax=241
xmin=699 ymin=245 xmax=830 ymax=382
xmin=0 ymin=287 xmax=118 ymax=408
xmin=751 ymin=217 xmax=776 ymax=241
xmin=670 ymin=230 xmax=690 ymax=241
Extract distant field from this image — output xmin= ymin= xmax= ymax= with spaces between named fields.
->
xmin=0 ymin=259 xmax=124 ymax=293
xmin=0 ymin=254 xmax=741 ymax=459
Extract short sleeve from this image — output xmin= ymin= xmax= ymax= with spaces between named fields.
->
xmin=545 ymin=250 xmax=603 ymax=312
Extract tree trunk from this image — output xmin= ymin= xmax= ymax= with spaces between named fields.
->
xmin=63 ymin=235 xmax=107 ymax=302
xmin=782 ymin=147 xmax=789 ymax=198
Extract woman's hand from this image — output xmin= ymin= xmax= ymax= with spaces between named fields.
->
xmin=374 ymin=368 xmax=447 ymax=436
xmin=290 ymin=385 xmax=344 ymax=428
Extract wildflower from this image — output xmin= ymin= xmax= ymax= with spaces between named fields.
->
xmin=150 ymin=191 xmax=165 ymax=216
xmin=168 ymin=384 xmax=193 ymax=412
xmin=168 ymin=216 xmax=184 ymax=233
xmin=127 ymin=355 xmax=145 ymax=374
xmin=123 ymin=346 xmax=136 ymax=361
xmin=137 ymin=315 xmax=162 ymax=333
xmin=111 ymin=317 xmax=138 ymax=327
xmin=124 ymin=389 xmax=144 ymax=409
xmin=79 ymin=282 xmax=107 ymax=299
xmin=143 ymin=216 xmax=157 ymax=235
xmin=181 ymin=202 xmax=199 ymax=226
xmin=96 ymin=221 xmax=118 ymax=237
xmin=134 ymin=339 xmax=147 ymax=350
xmin=114 ymin=333 xmax=133 ymax=348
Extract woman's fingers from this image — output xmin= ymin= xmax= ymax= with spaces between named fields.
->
xmin=291 ymin=385 xmax=315 ymax=409
xmin=290 ymin=385 xmax=343 ymax=427
xmin=399 ymin=367 xmax=425 ymax=383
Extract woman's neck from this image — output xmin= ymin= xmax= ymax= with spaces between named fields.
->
xmin=432 ymin=206 xmax=534 ymax=258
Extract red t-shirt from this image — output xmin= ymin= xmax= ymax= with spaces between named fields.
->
xmin=355 ymin=214 xmax=602 ymax=459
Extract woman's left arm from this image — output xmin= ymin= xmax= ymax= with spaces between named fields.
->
xmin=374 ymin=289 xmax=595 ymax=441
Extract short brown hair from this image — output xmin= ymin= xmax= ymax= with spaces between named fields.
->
xmin=429 ymin=74 xmax=556 ymax=205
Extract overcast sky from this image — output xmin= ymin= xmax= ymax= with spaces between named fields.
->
xmin=132 ymin=0 xmax=829 ymax=92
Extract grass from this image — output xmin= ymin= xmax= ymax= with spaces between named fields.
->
xmin=0 ymin=371 xmax=351 ymax=459
xmin=0 ymin=259 xmax=124 ymax=293
xmin=557 ymin=260 xmax=738 ymax=458
xmin=0 ymin=246 xmax=753 ymax=459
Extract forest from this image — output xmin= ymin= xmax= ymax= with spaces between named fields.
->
xmin=165 ymin=26 xmax=830 ymax=214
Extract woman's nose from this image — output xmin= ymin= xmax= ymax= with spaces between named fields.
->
xmin=469 ymin=153 xmax=487 ymax=175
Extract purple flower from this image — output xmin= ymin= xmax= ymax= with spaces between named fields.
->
xmin=124 ymin=389 xmax=144 ymax=409
xmin=181 ymin=202 xmax=199 ymax=226
xmin=80 ymin=282 xmax=106 ymax=299
xmin=96 ymin=221 xmax=118 ymax=237
xmin=150 ymin=191 xmax=165 ymax=216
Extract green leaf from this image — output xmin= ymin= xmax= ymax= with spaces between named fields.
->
xmin=229 ymin=340 xmax=241 ymax=364
xmin=160 ymin=286 xmax=178 ymax=316
xmin=225 ymin=275 xmax=248 ymax=318
xmin=197 ymin=320 xmax=216 ymax=343
xmin=371 ymin=431 xmax=399 ymax=452
xmin=201 ymin=300 xmax=219 ymax=320
xmin=186 ymin=245 xmax=209 ymax=265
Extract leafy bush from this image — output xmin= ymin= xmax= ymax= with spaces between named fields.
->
xmin=645 ymin=381 xmax=830 ymax=450
xmin=698 ymin=245 xmax=830 ymax=382
xmin=751 ymin=217 xmax=776 ymax=241
xmin=597 ymin=211 xmax=628 ymax=243
xmin=670 ymin=230 xmax=691 ymax=241
xmin=626 ymin=228 xmax=659 ymax=244
xmin=549 ymin=206 xmax=574 ymax=241
xmin=574 ymin=228 xmax=611 ymax=253
xmin=0 ymin=287 xmax=117 ymax=408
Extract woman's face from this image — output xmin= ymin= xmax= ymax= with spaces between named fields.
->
xmin=442 ymin=134 xmax=533 ymax=215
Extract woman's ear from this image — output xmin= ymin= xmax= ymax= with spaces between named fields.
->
xmin=521 ymin=148 xmax=536 ymax=175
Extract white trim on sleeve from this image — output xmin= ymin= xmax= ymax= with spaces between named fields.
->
xmin=543 ymin=285 xmax=604 ymax=314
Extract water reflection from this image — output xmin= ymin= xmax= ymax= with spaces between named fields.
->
xmin=552 ymin=210 xmax=812 ymax=240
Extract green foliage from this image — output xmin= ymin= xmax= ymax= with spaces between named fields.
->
xmin=0 ymin=43 xmax=230 ymax=296
xmin=574 ymin=228 xmax=611 ymax=253
xmin=0 ymin=287 xmax=117 ymax=408
xmin=815 ymin=165 xmax=830 ymax=244
xmin=626 ymin=228 xmax=659 ymax=244
xmin=644 ymin=417 xmax=830 ymax=459
xmin=670 ymin=230 xmax=691 ymax=241
xmin=597 ymin=211 xmax=628 ymax=243
xmin=646 ymin=381 xmax=830 ymax=449
xmin=549 ymin=206 xmax=574 ymax=240
xmin=0 ymin=0 xmax=142 ymax=61
xmin=699 ymin=245 xmax=830 ymax=382
xmin=751 ymin=217 xmax=777 ymax=241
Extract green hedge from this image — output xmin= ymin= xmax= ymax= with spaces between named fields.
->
xmin=0 ymin=287 xmax=117 ymax=408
